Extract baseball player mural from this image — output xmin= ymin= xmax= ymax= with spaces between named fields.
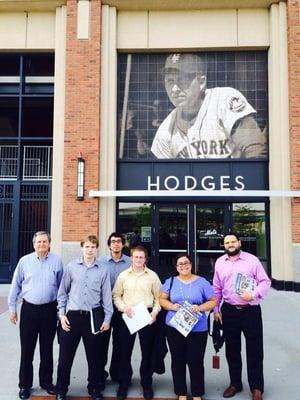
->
xmin=118 ymin=52 xmax=268 ymax=160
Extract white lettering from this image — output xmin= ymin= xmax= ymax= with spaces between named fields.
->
xmin=220 ymin=176 xmax=230 ymax=190
xmin=201 ymin=176 xmax=215 ymax=190
xmin=234 ymin=175 xmax=245 ymax=190
xmin=184 ymin=176 xmax=197 ymax=190
xmin=148 ymin=176 xmax=160 ymax=190
xmin=148 ymin=175 xmax=246 ymax=191
xmin=164 ymin=176 xmax=180 ymax=190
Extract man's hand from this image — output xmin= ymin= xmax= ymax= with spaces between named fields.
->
xmin=172 ymin=303 xmax=181 ymax=311
xmin=60 ymin=315 xmax=71 ymax=332
xmin=100 ymin=322 xmax=110 ymax=332
xmin=124 ymin=306 xmax=134 ymax=318
xmin=149 ymin=310 xmax=158 ymax=324
xmin=240 ymin=291 xmax=254 ymax=302
xmin=9 ymin=312 xmax=18 ymax=325
xmin=214 ymin=312 xmax=222 ymax=324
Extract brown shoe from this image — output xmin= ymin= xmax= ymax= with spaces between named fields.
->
xmin=252 ymin=389 xmax=263 ymax=400
xmin=223 ymin=385 xmax=243 ymax=398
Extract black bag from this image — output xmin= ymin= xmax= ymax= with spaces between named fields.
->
xmin=208 ymin=312 xmax=225 ymax=369
xmin=211 ymin=318 xmax=225 ymax=353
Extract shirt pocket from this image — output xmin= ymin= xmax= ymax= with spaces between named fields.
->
xmin=91 ymin=278 xmax=101 ymax=292
xmin=45 ymin=268 xmax=57 ymax=286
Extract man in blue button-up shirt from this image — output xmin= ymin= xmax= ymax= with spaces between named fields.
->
xmin=8 ymin=231 xmax=63 ymax=400
xmin=55 ymin=235 xmax=113 ymax=400
xmin=98 ymin=232 xmax=131 ymax=383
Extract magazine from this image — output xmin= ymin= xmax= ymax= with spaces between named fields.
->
xmin=169 ymin=301 xmax=202 ymax=337
xmin=234 ymin=273 xmax=256 ymax=295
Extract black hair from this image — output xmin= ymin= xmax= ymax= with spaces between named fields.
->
xmin=223 ymin=232 xmax=240 ymax=241
xmin=107 ymin=232 xmax=125 ymax=246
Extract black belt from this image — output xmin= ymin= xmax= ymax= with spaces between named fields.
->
xmin=68 ymin=310 xmax=90 ymax=315
xmin=23 ymin=299 xmax=57 ymax=308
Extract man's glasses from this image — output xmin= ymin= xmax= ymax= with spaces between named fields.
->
xmin=111 ymin=239 xmax=122 ymax=244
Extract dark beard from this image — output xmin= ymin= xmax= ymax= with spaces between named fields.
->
xmin=225 ymin=246 xmax=241 ymax=256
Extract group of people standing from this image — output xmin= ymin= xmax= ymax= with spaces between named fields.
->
xmin=8 ymin=230 xmax=271 ymax=400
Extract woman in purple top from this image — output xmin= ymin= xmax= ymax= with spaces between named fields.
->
xmin=160 ymin=254 xmax=216 ymax=400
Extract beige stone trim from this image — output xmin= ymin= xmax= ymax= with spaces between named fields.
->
xmin=268 ymin=2 xmax=292 ymax=281
xmin=0 ymin=1 xmax=65 ymax=12
xmin=117 ymin=8 xmax=270 ymax=49
xmin=77 ymin=0 xmax=90 ymax=40
xmin=50 ymin=5 xmax=66 ymax=255
xmin=0 ymin=12 xmax=27 ymax=48
xmin=27 ymin=12 xmax=55 ymax=48
xmin=99 ymin=5 xmax=118 ymax=254
xmin=0 ymin=10 xmax=55 ymax=49
xmin=103 ymin=0 xmax=281 ymax=11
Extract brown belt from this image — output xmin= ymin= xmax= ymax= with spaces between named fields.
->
xmin=234 ymin=304 xmax=250 ymax=310
xmin=225 ymin=302 xmax=250 ymax=310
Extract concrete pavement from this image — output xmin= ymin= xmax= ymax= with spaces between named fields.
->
xmin=0 ymin=284 xmax=299 ymax=400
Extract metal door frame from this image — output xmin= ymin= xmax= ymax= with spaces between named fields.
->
xmin=151 ymin=202 xmax=231 ymax=275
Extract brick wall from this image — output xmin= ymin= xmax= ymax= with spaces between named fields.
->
xmin=62 ymin=0 xmax=101 ymax=241
xmin=288 ymin=0 xmax=300 ymax=243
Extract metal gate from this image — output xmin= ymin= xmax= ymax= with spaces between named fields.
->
xmin=0 ymin=182 xmax=51 ymax=282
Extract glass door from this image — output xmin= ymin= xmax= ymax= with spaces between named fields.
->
xmin=153 ymin=204 xmax=230 ymax=282
xmin=194 ymin=205 xmax=230 ymax=281
xmin=154 ymin=204 xmax=188 ymax=282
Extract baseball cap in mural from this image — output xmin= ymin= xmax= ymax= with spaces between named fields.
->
xmin=164 ymin=53 xmax=205 ymax=74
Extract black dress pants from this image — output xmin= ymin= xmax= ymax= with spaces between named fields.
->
xmin=19 ymin=300 xmax=57 ymax=389
xmin=117 ymin=316 xmax=156 ymax=394
xmin=100 ymin=308 xmax=122 ymax=381
xmin=221 ymin=302 xmax=264 ymax=392
xmin=166 ymin=326 xmax=208 ymax=397
xmin=56 ymin=311 xmax=108 ymax=395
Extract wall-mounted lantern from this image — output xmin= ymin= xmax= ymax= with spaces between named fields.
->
xmin=77 ymin=152 xmax=85 ymax=201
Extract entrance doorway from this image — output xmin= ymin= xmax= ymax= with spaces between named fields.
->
xmin=153 ymin=204 xmax=229 ymax=282
xmin=117 ymin=202 xmax=268 ymax=282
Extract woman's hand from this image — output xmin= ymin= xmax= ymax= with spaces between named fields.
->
xmin=172 ymin=303 xmax=181 ymax=311
xmin=191 ymin=304 xmax=202 ymax=313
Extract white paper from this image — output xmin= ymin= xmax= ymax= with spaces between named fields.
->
xmin=122 ymin=302 xmax=152 ymax=334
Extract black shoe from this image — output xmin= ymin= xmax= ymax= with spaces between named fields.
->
xmin=117 ymin=386 xmax=128 ymax=400
xmin=19 ymin=388 xmax=30 ymax=399
xmin=56 ymin=394 xmax=66 ymax=400
xmin=41 ymin=383 xmax=56 ymax=395
xmin=89 ymin=389 xmax=103 ymax=400
xmin=143 ymin=390 xmax=154 ymax=400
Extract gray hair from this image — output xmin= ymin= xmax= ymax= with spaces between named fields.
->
xmin=32 ymin=231 xmax=51 ymax=244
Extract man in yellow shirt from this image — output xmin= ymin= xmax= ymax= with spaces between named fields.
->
xmin=112 ymin=246 xmax=161 ymax=400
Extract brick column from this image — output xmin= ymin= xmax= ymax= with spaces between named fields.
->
xmin=287 ymin=0 xmax=300 ymax=243
xmin=63 ymin=0 xmax=101 ymax=241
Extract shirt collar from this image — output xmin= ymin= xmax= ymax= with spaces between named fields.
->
xmin=108 ymin=253 xmax=127 ymax=263
xmin=224 ymin=250 xmax=246 ymax=261
xmin=129 ymin=265 xmax=149 ymax=274
xmin=35 ymin=252 xmax=49 ymax=260
xmin=78 ymin=256 xmax=100 ymax=268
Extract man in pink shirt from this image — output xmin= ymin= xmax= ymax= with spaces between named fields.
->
xmin=213 ymin=233 xmax=271 ymax=400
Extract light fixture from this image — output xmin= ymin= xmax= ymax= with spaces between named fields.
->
xmin=77 ymin=152 xmax=85 ymax=201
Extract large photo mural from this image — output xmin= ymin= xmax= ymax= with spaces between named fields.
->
xmin=117 ymin=51 xmax=268 ymax=160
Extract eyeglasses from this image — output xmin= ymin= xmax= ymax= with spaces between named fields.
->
xmin=176 ymin=262 xmax=191 ymax=267
xmin=111 ymin=239 xmax=122 ymax=244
